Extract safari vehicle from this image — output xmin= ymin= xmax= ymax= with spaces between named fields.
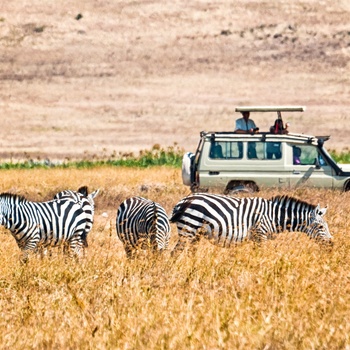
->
xmin=182 ymin=106 xmax=350 ymax=193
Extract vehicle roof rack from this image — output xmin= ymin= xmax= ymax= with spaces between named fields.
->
xmin=316 ymin=135 xmax=330 ymax=141
xmin=235 ymin=106 xmax=306 ymax=112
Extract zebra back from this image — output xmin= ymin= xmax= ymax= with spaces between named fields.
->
xmin=116 ymin=196 xmax=171 ymax=257
xmin=170 ymin=193 xmax=269 ymax=246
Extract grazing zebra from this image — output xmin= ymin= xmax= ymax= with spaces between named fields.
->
xmin=116 ymin=196 xmax=171 ymax=258
xmin=0 ymin=192 xmax=91 ymax=261
xmin=169 ymin=193 xmax=332 ymax=253
xmin=54 ymin=186 xmax=99 ymax=247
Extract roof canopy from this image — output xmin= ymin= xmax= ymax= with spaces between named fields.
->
xmin=235 ymin=106 xmax=306 ymax=112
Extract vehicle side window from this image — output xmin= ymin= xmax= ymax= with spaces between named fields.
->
xmin=266 ymin=142 xmax=282 ymax=160
xmin=247 ymin=142 xmax=258 ymax=159
xmin=210 ymin=143 xmax=224 ymax=159
xmin=247 ymin=142 xmax=282 ymax=160
xmin=292 ymin=145 xmax=320 ymax=165
xmin=210 ymin=141 xmax=243 ymax=159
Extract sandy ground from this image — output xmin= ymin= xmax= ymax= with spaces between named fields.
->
xmin=0 ymin=0 xmax=349 ymax=161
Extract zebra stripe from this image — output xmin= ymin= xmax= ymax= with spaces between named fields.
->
xmin=116 ymin=196 xmax=171 ymax=258
xmin=54 ymin=186 xmax=99 ymax=247
xmin=0 ymin=193 xmax=90 ymax=261
xmin=170 ymin=193 xmax=332 ymax=253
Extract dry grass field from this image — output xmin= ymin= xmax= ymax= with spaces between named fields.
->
xmin=0 ymin=167 xmax=349 ymax=349
xmin=0 ymin=0 xmax=349 ymax=160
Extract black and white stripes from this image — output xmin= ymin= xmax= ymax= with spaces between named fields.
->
xmin=0 ymin=185 xmax=332 ymax=260
xmin=116 ymin=196 xmax=171 ymax=258
xmin=0 ymin=193 xmax=92 ymax=261
xmin=170 ymin=193 xmax=332 ymax=252
xmin=54 ymin=186 xmax=99 ymax=247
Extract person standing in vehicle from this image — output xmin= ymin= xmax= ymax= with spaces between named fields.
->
xmin=235 ymin=111 xmax=259 ymax=134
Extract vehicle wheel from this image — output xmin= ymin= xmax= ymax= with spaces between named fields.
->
xmin=345 ymin=181 xmax=350 ymax=192
xmin=191 ymin=184 xmax=208 ymax=193
xmin=224 ymin=182 xmax=258 ymax=195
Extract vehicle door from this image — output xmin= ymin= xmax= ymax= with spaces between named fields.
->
xmin=246 ymin=140 xmax=287 ymax=188
xmin=287 ymin=144 xmax=334 ymax=189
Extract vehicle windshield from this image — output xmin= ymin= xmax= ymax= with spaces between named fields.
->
xmin=322 ymin=146 xmax=336 ymax=163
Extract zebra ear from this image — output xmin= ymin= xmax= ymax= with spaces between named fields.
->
xmin=316 ymin=204 xmax=328 ymax=216
xmin=78 ymin=186 xmax=88 ymax=196
xmin=89 ymin=189 xmax=100 ymax=200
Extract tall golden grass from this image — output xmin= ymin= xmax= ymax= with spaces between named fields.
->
xmin=0 ymin=167 xmax=349 ymax=349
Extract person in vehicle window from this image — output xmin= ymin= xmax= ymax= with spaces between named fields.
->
xmin=293 ymin=147 xmax=302 ymax=164
xmin=266 ymin=142 xmax=281 ymax=159
xmin=210 ymin=144 xmax=224 ymax=159
xmin=235 ymin=111 xmax=259 ymax=134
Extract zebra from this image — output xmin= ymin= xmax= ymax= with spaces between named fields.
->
xmin=54 ymin=186 xmax=99 ymax=247
xmin=116 ymin=196 xmax=171 ymax=258
xmin=169 ymin=193 xmax=332 ymax=253
xmin=0 ymin=192 xmax=91 ymax=261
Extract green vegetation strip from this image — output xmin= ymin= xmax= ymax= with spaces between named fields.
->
xmin=0 ymin=147 xmax=348 ymax=170
xmin=0 ymin=146 xmax=184 ymax=169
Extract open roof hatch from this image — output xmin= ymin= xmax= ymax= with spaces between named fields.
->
xmin=235 ymin=106 xmax=306 ymax=133
xmin=235 ymin=106 xmax=306 ymax=112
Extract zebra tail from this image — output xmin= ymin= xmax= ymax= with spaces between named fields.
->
xmin=169 ymin=198 xmax=193 ymax=223
xmin=81 ymin=231 xmax=89 ymax=247
xmin=151 ymin=202 xmax=158 ymax=231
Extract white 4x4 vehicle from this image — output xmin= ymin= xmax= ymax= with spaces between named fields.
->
xmin=182 ymin=106 xmax=350 ymax=193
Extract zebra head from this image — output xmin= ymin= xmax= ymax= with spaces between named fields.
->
xmin=306 ymin=204 xmax=332 ymax=243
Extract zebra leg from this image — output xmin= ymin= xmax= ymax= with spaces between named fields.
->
xmin=171 ymin=237 xmax=187 ymax=256
xmin=124 ymin=243 xmax=137 ymax=259
xmin=148 ymin=232 xmax=163 ymax=254
xmin=248 ymin=226 xmax=269 ymax=243
xmin=18 ymin=238 xmax=40 ymax=263
xmin=20 ymin=250 xmax=30 ymax=264
xmin=20 ymin=246 xmax=40 ymax=263
xmin=65 ymin=236 xmax=86 ymax=259
xmin=171 ymin=233 xmax=200 ymax=257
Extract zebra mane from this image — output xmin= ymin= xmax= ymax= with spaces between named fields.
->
xmin=270 ymin=195 xmax=316 ymax=210
xmin=0 ymin=192 xmax=28 ymax=203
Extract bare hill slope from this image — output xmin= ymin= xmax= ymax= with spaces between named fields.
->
xmin=1 ymin=0 xmax=349 ymax=160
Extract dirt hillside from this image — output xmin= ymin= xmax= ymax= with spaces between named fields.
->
xmin=1 ymin=0 xmax=349 ymax=160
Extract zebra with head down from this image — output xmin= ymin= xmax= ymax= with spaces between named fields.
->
xmin=169 ymin=193 xmax=332 ymax=254
xmin=116 ymin=196 xmax=171 ymax=258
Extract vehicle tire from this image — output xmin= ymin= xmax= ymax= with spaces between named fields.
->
xmin=190 ymin=183 xmax=208 ymax=193
xmin=224 ymin=182 xmax=258 ymax=195
xmin=345 ymin=181 xmax=350 ymax=192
